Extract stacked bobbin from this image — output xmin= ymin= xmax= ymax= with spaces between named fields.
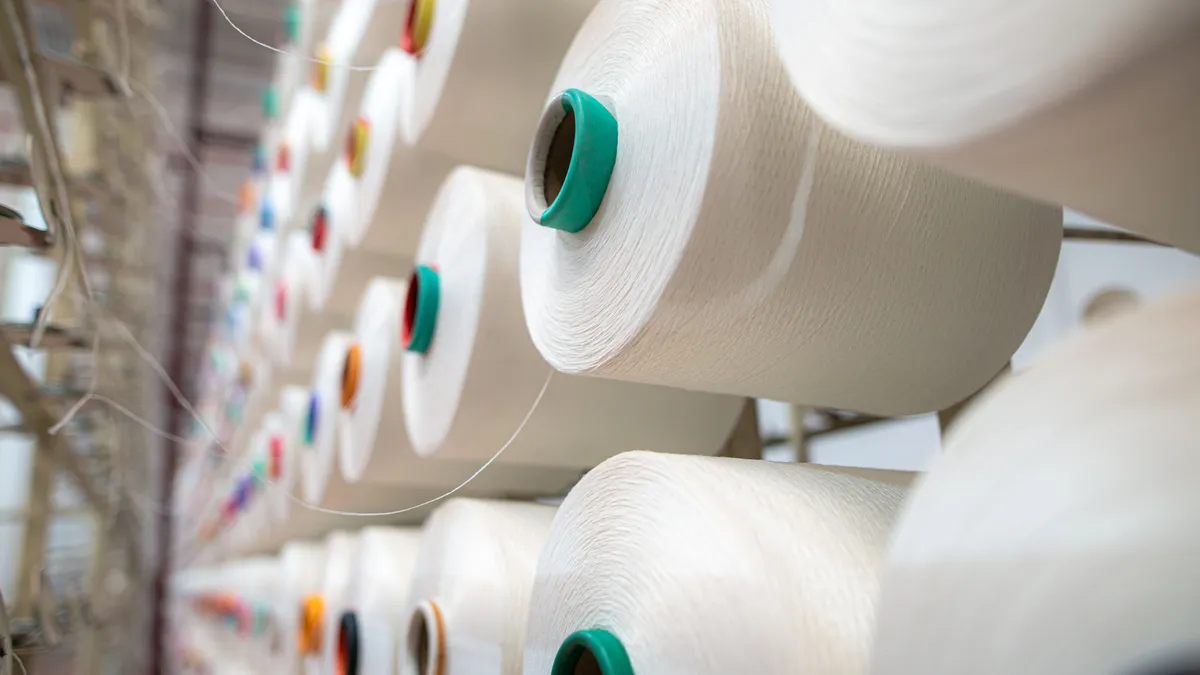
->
xmin=769 ymin=0 xmax=1200 ymax=252
xmin=335 ymin=277 xmax=580 ymax=497
xmin=401 ymin=166 xmax=746 ymax=470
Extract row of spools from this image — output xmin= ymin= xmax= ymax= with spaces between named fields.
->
xmin=174 ymin=282 xmax=1200 ymax=675
xmin=172 ymin=0 xmax=1199 ymax=671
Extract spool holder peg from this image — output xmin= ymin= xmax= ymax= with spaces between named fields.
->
xmin=311 ymin=206 xmax=329 ymax=253
xmin=336 ymin=612 xmax=360 ymax=675
xmin=299 ymin=595 xmax=324 ymax=656
xmin=526 ymin=89 xmax=618 ymax=233
xmin=551 ymin=629 xmax=634 ymax=675
xmin=304 ymin=392 xmax=319 ymax=446
xmin=275 ymin=281 xmax=288 ymax=320
xmin=263 ymin=86 xmax=279 ymax=120
xmin=312 ymin=43 xmax=332 ymax=92
xmin=403 ymin=265 xmax=440 ymax=354
xmin=341 ymin=344 xmax=362 ymax=408
xmin=284 ymin=2 xmax=301 ymax=44
xmin=346 ymin=117 xmax=369 ymax=178
xmin=402 ymin=0 xmax=436 ymax=55
xmin=406 ymin=600 xmax=446 ymax=675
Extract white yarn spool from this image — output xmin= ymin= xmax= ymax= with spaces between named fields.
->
xmin=1012 ymin=238 xmax=1200 ymax=370
xmin=403 ymin=166 xmax=745 ymax=469
xmin=268 ymin=386 xmax=309 ymax=532
xmin=271 ymin=89 xmax=327 ymax=233
xmin=340 ymin=527 xmax=422 ymax=675
xmin=313 ymin=531 xmax=360 ymax=675
xmin=310 ymin=0 xmax=408 ymax=154
xmin=273 ymin=385 xmax=362 ymax=544
xmin=278 ymin=0 xmax=339 ymax=114
xmin=400 ymin=499 xmax=557 ymax=675
xmin=304 ymin=164 xmax=409 ymax=314
xmin=400 ymin=0 xmax=599 ymax=173
xmin=279 ymin=540 xmax=327 ymax=675
xmin=258 ymin=232 xmax=310 ymax=367
xmin=519 ymin=0 xmax=1062 ymax=417
xmin=229 ymin=359 xmax=274 ymax=461
xmin=523 ymin=451 xmax=906 ymax=675
xmin=869 ymin=288 xmax=1200 ymax=675
xmin=300 ymin=331 xmax=441 ymax=517
xmin=255 ymin=411 xmax=292 ymax=526
xmin=264 ymin=232 xmax=353 ymax=371
xmin=770 ymin=1 xmax=1200 ymax=253
xmin=342 ymin=48 xmax=456 ymax=258
xmin=338 ymin=278 xmax=580 ymax=495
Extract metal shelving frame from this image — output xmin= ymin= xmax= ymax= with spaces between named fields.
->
xmin=0 ymin=0 xmax=165 ymax=672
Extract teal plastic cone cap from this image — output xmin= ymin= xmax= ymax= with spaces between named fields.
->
xmin=533 ymin=89 xmax=618 ymax=233
xmin=304 ymin=392 xmax=319 ymax=446
xmin=263 ymin=86 xmax=279 ymax=120
xmin=403 ymin=265 xmax=440 ymax=354
xmin=284 ymin=3 xmax=301 ymax=43
xmin=551 ymin=629 xmax=634 ymax=675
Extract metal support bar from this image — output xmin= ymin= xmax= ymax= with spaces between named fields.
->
xmin=12 ymin=432 xmax=54 ymax=618
xmin=153 ymin=0 xmax=216 ymax=672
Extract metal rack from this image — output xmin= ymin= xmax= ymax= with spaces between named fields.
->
xmin=0 ymin=0 xmax=167 ymax=672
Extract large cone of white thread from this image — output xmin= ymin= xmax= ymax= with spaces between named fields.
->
xmin=870 ymin=287 xmax=1200 ymax=675
xmin=304 ymin=164 xmax=408 ymax=314
xmin=277 ymin=0 xmax=339 ymax=114
xmin=300 ymin=332 xmax=441 ymax=520
xmin=278 ymin=540 xmax=327 ymax=675
xmin=400 ymin=499 xmax=557 ymax=675
xmin=262 ymin=388 xmax=306 ymax=539
xmin=272 ymin=385 xmax=361 ymax=543
xmin=343 ymin=49 xmax=456 ymax=258
xmin=271 ymin=89 xmax=326 ymax=233
xmin=341 ymin=527 xmax=422 ymax=675
xmin=338 ymin=278 xmax=581 ymax=494
xmin=309 ymin=0 xmax=407 ymax=155
xmin=520 ymin=0 xmax=1061 ymax=417
xmin=524 ymin=451 xmax=906 ymax=674
xmin=313 ymin=531 xmax=359 ymax=675
xmin=401 ymin=0 xmax=600 ymax=173
xmin=770 ymin=0 xmax=1200 ymax=253
xmin=246 ymin=415 xmax=288 ymax=526
xmin=274 ymin=233 xmax=355 ymax=371
xmin=403 ymin=166 xmax=745 ymax=469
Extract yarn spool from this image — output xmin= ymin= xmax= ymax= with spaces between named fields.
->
xmin=343 ymin=48 xmax=456 ymax=258
xmin=310 ymin=0 xmax=408 ymax=154
xmin=869 ymin=288 xmax=1200 ymax=675
xmin=338 ymin=278 xmax=580 ymax=495
xmin=270 ymin=89 xmax=327 ymax=233
xmin=266 ymin=232 xmax=354 ymax=371
xmin=228 ymin=360 xmax=273 ymax=462
xmin=1012 ymin=239 xmax=1200 ymax=369
xmin=277 ymin=0 xmax=340 ymax=114
xmin=258 ymin=232 xmax=310 ymax=367
xmin=339 ymin=527 xmax=421 ymax=675
xmin=255 ymin=411 xmax=292 ymax=526
xmin=247 ymin=389 xmax=305 ymax=549
xmin=519 ymin=0 xmax=1061 ymax=416
xmin=401 ymin=499 xmax=557 ymax=675
xmin=272 ymin=385 xmax=366 ymax=544
xmin=401 ymin=0 xmax=600 ymax=174
xmin=310 ymin=531 xmax=359 ymax=675
xmin=770 ymin=1 xmax=1200 ymax=253
xmin=300 ymin=331 xmax=440 ymax=519
xmin=304 ymin=165 xmax=408 ymax=314
xmin=403 ymin=166 xmax=745 ymax=469
xmin=524 ymin=451 xmax=906 ymax=674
